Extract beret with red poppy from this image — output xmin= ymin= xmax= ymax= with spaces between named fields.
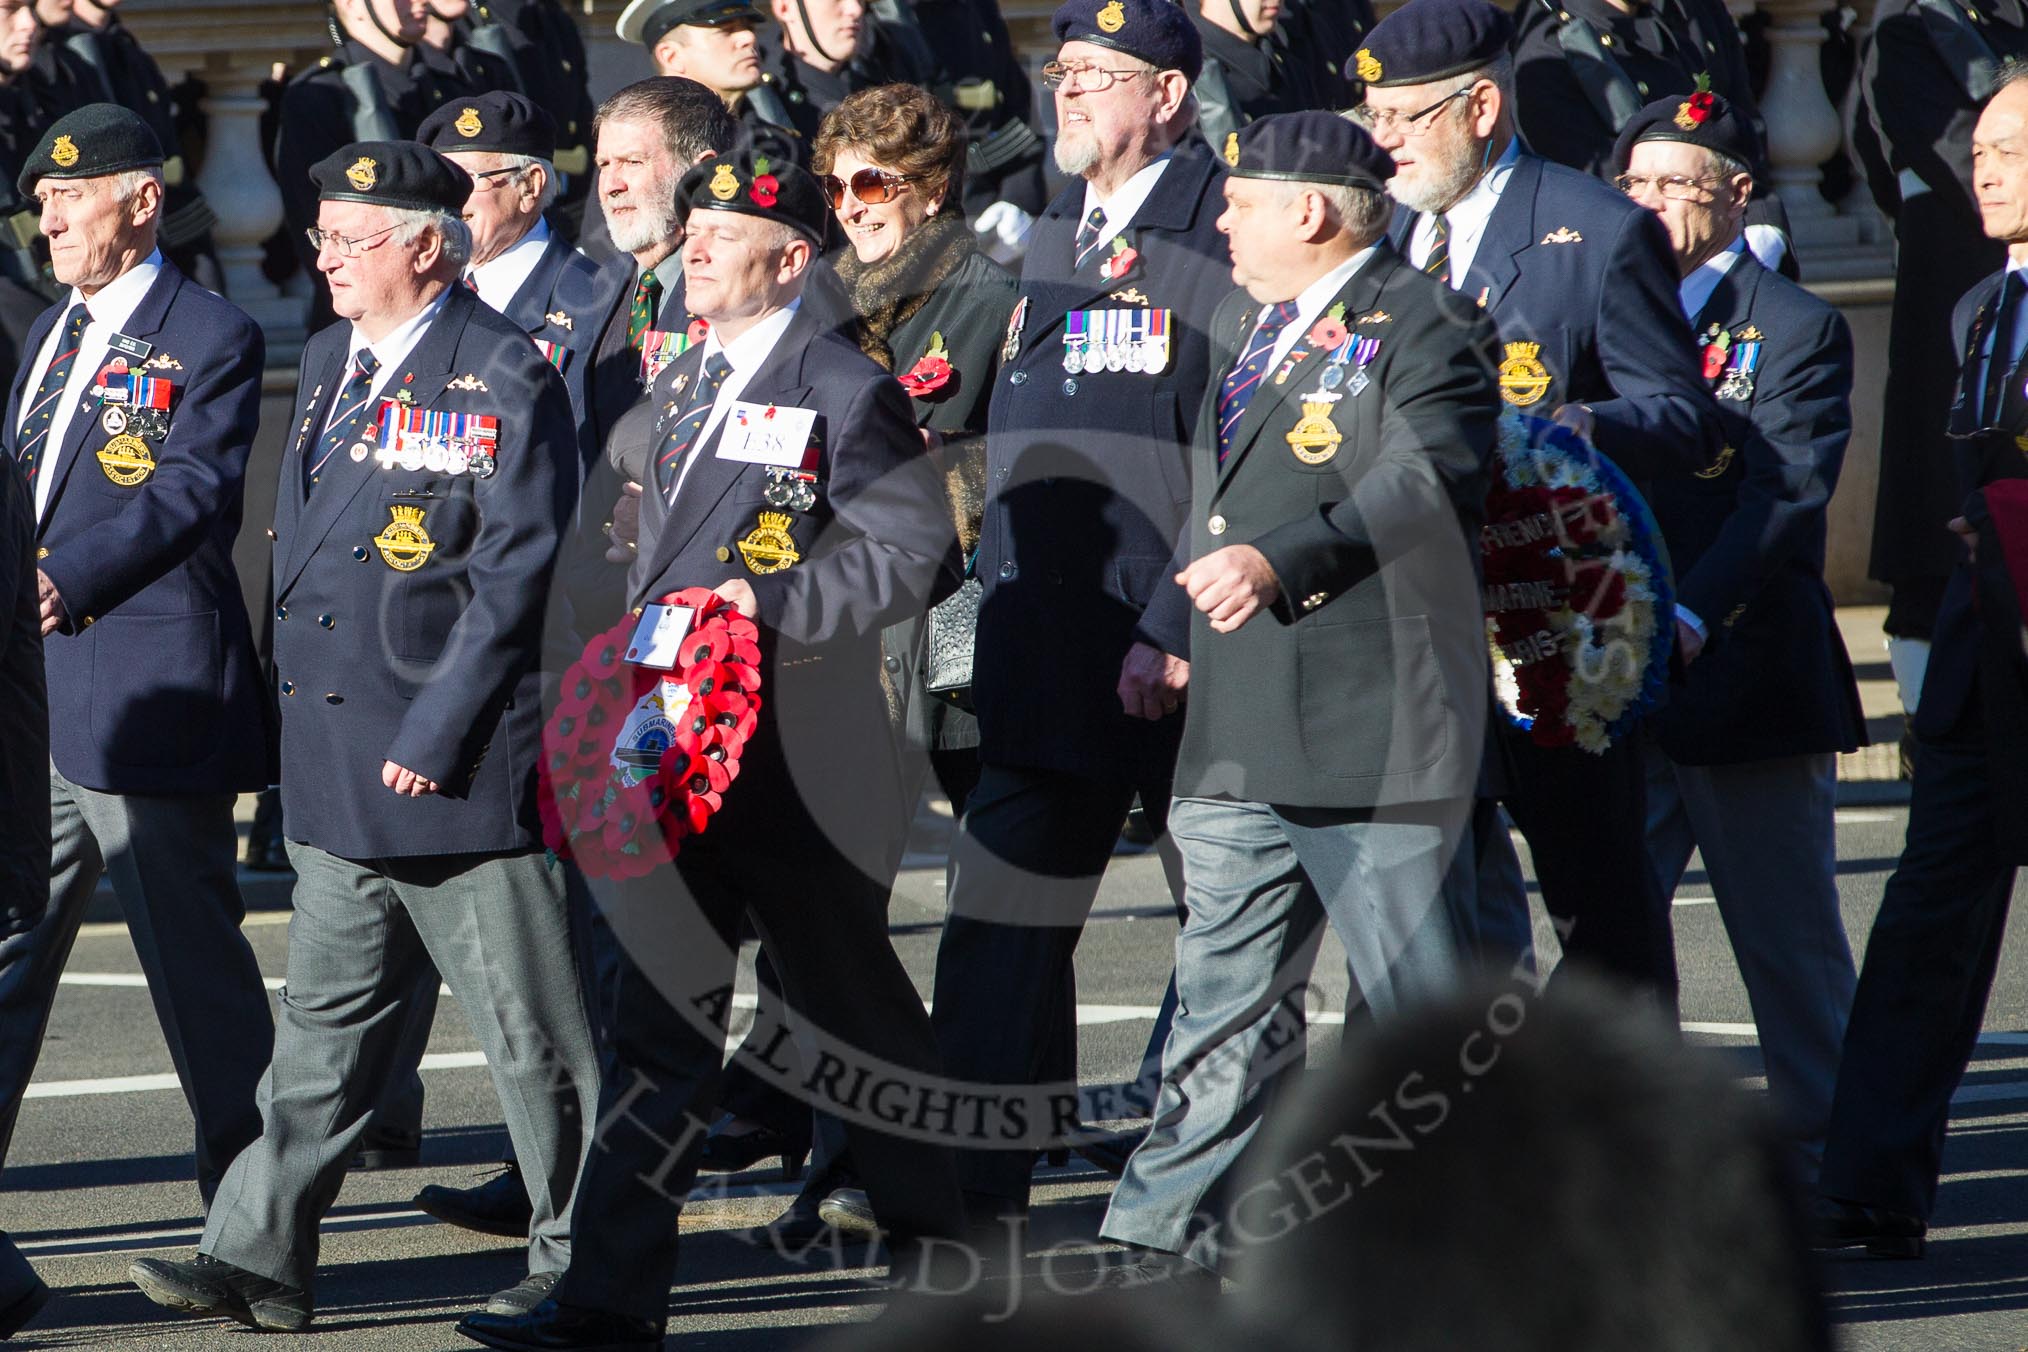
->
xmin=675 ymin=149 xmax=826 ymax=243
xmin=1611 ymin=89 xmax=1765 ymax=178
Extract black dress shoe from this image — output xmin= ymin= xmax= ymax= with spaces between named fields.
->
xmin=1073 ymin=1126 xmax=1147 ymax=1177
xmin=816 ymin=1187 xmax=880 ymax=1237
xmin=415 ymin=1162 xmax=534 ymax=1237
xmin=129 ymin=1252 xmax=313 ymax=1330
xmin=1811 ymin=1197 xmax=1927 ymax=1259
xmin=733 ymin=1193 xmax=835 ymax=1250
xmin=457 ymin=1296 xmax=664 ymax=1350
xmin=353 ymin=1125 xmax=423 ymax=1171
xmin=1093 ymin=1250 xmax=1223 ymax=1292
xmin=696 ymin=1119 xmax=809 ymax=1181
xmin=244 ymin=789 xmax=291 ymax=872
xmin=0 ymin=1234 xmax=49 ymax=1339
xmin=486 ymin=1270 xmax=560 ymax=1317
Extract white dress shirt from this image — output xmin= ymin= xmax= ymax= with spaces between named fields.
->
xmin=1676 ymin=236 xmax=1745 ymax=324
xmin=1078 ymin=154 xmax=1172 ymax=256
xmin=666 ymin=299 xmax=801 ymax=507
xmin=22 ymin=249 xmax=163 ymax=521
xmin=467 ymin=217 xmax=552 ymax=316
xmin=1410 ymin=139 xmax=1522 ymax=289
xmin=327 ymin=288 xmax=451 ymax=435
xmin=1254 ymin=249 xmax=1375 ymax=375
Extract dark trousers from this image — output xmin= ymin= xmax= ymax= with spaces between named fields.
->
xmin=1500 ymin=726 xmax=1678 ymax=1001
xmin=554 ymin=782 xmax=966 ymax=1321
xmin=1820 ymin=725 xmax=2016 ymax=1220
xmin=929 ymin=762 xmax=1184 ymax=1208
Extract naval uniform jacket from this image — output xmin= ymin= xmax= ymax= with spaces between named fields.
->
xmin=271 ymin=283 xmax=578 ymax=859
xmin=1648 ymin=253 xmax=1867 ymax=765
xmin=972 ymin=143 xmax=1233 ymax=784
xmin=2 ymin=262 xmax=270 ymax=797
xmin=490 ymin=228 xmax=615 ymax=476
xmin=1387 ymin=152 xmax=1722 ymax=483
xmin=628 ymin=304 xmax=958 ymax=876
xmin=1175 ymin=246 xmax=1499 ymax=809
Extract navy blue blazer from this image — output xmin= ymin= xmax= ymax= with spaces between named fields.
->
xmin=972 ymin=142 xmax=1233 ymax=782
xmin=1912 ymin=268 xmax=2028 ymax=738
xmin=1388 ymin=152 xmax=1723 ymax=482
xmin=3 ymin=263 xmax=270 ymax=796
xmin=491 ymin=228 xmax=612 ymax=475
xmin=1647 ymin=254 xmax=1867 ymax=764
xmin=629 ymin=302 xmax=957 ymax=880
xmin=271 ymin=283 xmax=578 ymax=859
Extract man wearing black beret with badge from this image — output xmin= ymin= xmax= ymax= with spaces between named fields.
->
xmin=927 ymin=0 xmax=1231 ymax=1232
xmin=456 ymin=151 xmax=964 ymax=1352
xmin=1613 ymin=91 xmax=1864 ymax=1180
xmin=1359 ymin=0 xmax=1721 ymax=1001
xmin=127 ymin=138 xmax=603 ymax=1333
xmin=1095 ymin=110 xmax=1499 ymax=1287
xmin=0 ymin=102 xmax=274 ymax=1213
xmin=422 ymin=89 xmax=615 ymax=474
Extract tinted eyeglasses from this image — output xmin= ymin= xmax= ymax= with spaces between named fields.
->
xmin=819 ymin=168 xmax=921 ymax=209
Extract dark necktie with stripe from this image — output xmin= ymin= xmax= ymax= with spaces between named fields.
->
xmin=1424 ymin=213 xmax=1452 ymax=287
xmin=1217 ymin=301 xmax=1300 ymax=465
xmin=655 ymin=351 xmax=734 ymax=504
xmin=1073 ymin=206 xmax=1109 ymax=269
xmin=629 ymin=271 xmax=663 ymax=351
xmin=305 ymin=350 xmax=380 ymax=494
xmin=16 ymin=302 xmax=89 ymax=486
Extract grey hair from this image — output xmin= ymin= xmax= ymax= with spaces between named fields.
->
xmin=387 ymin=206 xmax=472 ymax=268
xmin=1993 ymin=56 xmax=2028 ymax=101
xmin=1706 ymin=147 xmax=1751 ymax=184
xmin=106 ymin=167 xmax=164 ymax=203
xmin=1277 ymin=179 xmax=1393 ymax=243
xmin=1449 ymin=51 xmax=1515 ymax=106
xmin=497 ymin=154 xmax=561 ymax=213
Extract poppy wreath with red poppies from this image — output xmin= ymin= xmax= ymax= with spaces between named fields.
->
xmin=538 ymin=587 xmax=764 ymax=879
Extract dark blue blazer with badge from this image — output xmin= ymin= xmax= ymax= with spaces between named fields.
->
xmin=492 ymin=227 xmax=614 ymax=475
xmin=972 ymin=142 xmax=1233 ymax=783
xmin=1388 ymin=152 xmax=1722 ymax=482
xmin=271 ymin=283 xmax=577 ymax=859
xmin=629 ymin=303 xmax=958 ymax=880
xmin=1648 ymin=254 xmax=1866 ymax=764
xmin=2 ymin=262 xmax=270 ymax=797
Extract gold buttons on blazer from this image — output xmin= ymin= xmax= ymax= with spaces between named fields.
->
xmin=716 ymin=547 xmax=732 ymax=562
xmin=35 ymin=547 xmax=47 ymax=560
xmin=1303 ymin=592 xmax=1328 ymax=611
xmin=1208 ymin=515 xmax=1228 ymax=535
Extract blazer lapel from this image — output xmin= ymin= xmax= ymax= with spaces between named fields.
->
xmin=1954 ymin=275 xmax=2003 ymax=436
xmin=503 ymin=231 xmax=570 ymax=332
xmin=1457 ymin=154 xmax=1541 ymax=315
xmin=1217 ymin=253 xmax=1392 ymax=491
xmin=279 ymin=286 xmax=473 ymax=597
xmin=39 ymin=264 xmax=183 ymax=529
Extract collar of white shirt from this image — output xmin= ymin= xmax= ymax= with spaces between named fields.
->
xmin=467 ymin=217 xmax=552 ymax=315
xmin=1415 ymin=138 xmax=1522 ymax=285
xmin=1260 ymin=247 xmax=1376 ymax=374
xmin=1079 ymin=153 xmax=1173 ymax=256
xmin=1677 ymin=236 xmax=1746 ymax=323
xmin=663 ymin=298 xmax=802 ymax=505
xmin=329 ymin=287 xmax=451 ymax=432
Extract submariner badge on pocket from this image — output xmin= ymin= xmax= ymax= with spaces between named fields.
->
xmin=97 ymin=433 xmax=155 ymax=485
xmin=374 ymin=505 xmax=436 ymax=571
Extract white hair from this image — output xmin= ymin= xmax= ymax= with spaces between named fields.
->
xmin=107 ymin=166 xmax=164 ymax=202
xmin=497 ymin=153 xmax=562 ymax=213
xmin=1273 ymin=179 xmax=1392 ymax=245
xmin=387 ymin=206 xmax=473 ymax=268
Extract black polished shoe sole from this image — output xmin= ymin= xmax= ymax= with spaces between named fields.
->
xmin=0 ymin=1276 xmax=49 ymax=1339
xmin=413 ymin=1188 xmax=535 ymax=1238
xmin=455 ymin=1315 xmax=660 ymax=1352
xmin=816 ymin=1194 xmax=881 ymax=1238
xmin=1818 ymin=1232 xmax=1926 ymax=1260
xmin=129 ymin=1259 xmax=310 ymax=1332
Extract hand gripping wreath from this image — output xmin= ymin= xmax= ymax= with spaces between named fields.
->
xmin=539 ymin=587 xmax=764 ymax=878
xmin=1481 ymin=411 xmax=1674 ymax=753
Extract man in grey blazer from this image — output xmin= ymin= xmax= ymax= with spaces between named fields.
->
xmin=1095 ymin=111 xmax=1498 ymax=1286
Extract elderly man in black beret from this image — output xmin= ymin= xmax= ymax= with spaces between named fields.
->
xmin=0 ymin=103 xmax=274 ymax=1216
xmin=126 ymin=138 xmax=603 ymax=1334
xmin=1612 ymin=92 xmax=1864 ymax=1181
xmin=1358 ymin=0 xmax=1721 ymax=1002
xmin=455 ymin=151 xmax=965 ymax=1352
xmin=925 ymin=0 xmax=1235 ymax=1234
xmin=1090 ymin=109 xmax=1498 ymax=1288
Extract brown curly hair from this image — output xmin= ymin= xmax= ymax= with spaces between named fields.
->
xmin=811 ymin=83 xmax=965 ymax=212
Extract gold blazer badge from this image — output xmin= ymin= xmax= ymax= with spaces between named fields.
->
xmin=737 ymin=511 xmax=801 ymax=574
xmin=374 ymin=505 xmax=435 ymax=571
xmin=1287 ymin=399 xmax=1344 ymax=465
xmin=97 ymin=433 xmax=154 ymax=486
xmin=1498 ymin=341 xmax=1552 ymax=407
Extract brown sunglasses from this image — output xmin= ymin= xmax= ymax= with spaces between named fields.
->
xmin=819 ymin=167 xmax=921 ymax=209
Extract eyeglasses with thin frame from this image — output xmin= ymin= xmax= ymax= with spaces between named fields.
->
xmin=467 ymin=164 xmax=527 ymax=192
xmin=304 ymin=222 xmax=402 ymax=258
xmin=1040 ymin=60 xmax=1153 ymax=93
xmin=819 ymin=167 xmax=921 ymax=210
xmin=1351 ymin=85 xmax=1474 ymax=136
xmin=1612 ymin=172 xmax=1723 ymax=201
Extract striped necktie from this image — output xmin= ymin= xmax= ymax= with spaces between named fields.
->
xmin=16 ymin=302 xmax=89 ymax=485
xmin=1424 ymin=213 xmax=1452 ymax=287
xmin=1217 ymin=301 xmax=1300 ymax=465
xmin=305 ymin=350 xmax=380 ymax=493
xmin=1073 ymin=206 xmax=1108 ymax=268
xmin=629 ymin=272 xmax=663 ymax=351
xmin=655 ymin=351 xmax=734 ymax=504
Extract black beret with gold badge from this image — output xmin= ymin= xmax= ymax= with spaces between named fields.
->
xmin=1225 ymin=111 xmax=1395 ymax=192
xmin=310 ymin=140 xmax=474 ymax=214
xmin=1050 ymin=0 xmax=1203 ymax=83
xmin=17 ymin=103 xmax=164 ymax=197
xmin=675 ymin=150 xmax=826 ymax=243
xmin=418 ymin=90 xmax=557 ymax=162
xmin=1355 ymin=0 xmax=1513 ymax=88
xmin=1610 ymin=86 xmax=1765 ymax=178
